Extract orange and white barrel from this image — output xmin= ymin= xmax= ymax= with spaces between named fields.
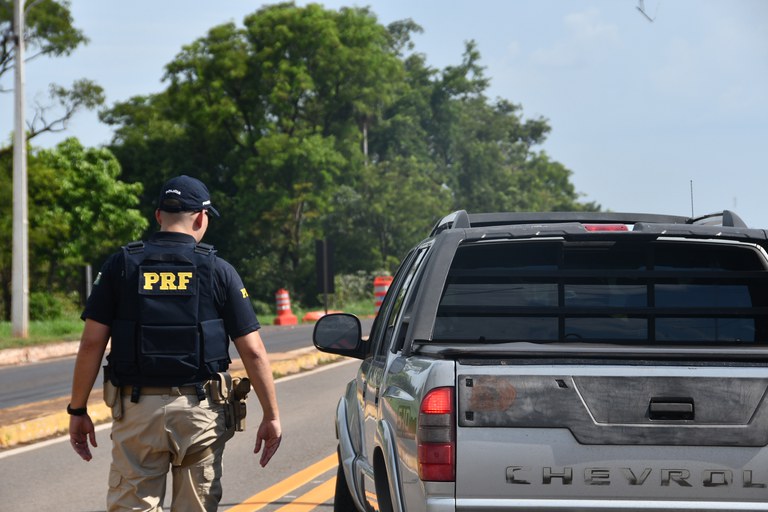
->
xmin=373 ymin=276 xmax=394 ymax=313
xmin=273 ymin=288 xmax=298 ymax=325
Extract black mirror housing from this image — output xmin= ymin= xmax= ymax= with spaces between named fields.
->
xmin=312 ymin=313 xmax=365 ymax=359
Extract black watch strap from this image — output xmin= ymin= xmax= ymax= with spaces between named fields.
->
xmin=67 ymin=404 xmax=88 ymax=416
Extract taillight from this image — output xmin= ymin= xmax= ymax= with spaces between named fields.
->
xmin=417 ymin=387 xmax=455 ymax=482
xmin=584 ymin=224 xmax=629 ymax=232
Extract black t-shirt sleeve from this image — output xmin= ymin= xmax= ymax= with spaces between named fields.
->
xmin=214 ymin=257 xmax=261 ymax=338
xmin=81 ymin=252 xmax=122 ymax=324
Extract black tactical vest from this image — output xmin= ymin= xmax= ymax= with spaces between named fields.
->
xmin=107 ymin=240 xmax=230 ymax=387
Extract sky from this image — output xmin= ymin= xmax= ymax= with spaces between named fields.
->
xmin=2 ymin=0 xmax=767 ymax=227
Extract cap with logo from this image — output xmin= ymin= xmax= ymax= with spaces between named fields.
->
xmin=157 ymin=175 xmax=220 ymax=217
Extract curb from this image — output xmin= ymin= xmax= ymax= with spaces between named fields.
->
xmin=0 ymin=347 xmax=343 ymax=449
xmin=0 ymin=340 xmax=81 ymax=366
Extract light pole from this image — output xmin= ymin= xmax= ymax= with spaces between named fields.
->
xmin=12 ymin=0 xmax=29 ymax=337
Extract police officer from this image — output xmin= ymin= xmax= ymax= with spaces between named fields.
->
xmin=68 ymin=175 xmax=282 ymax=511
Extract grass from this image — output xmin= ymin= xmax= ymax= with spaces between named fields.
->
xmin=289 ymin=299 xmax=377 ymax=320
xmin=0 ymin=300 xmax=378 ymax=351
xmin=0 ymin=318 xmax=84 ymax=350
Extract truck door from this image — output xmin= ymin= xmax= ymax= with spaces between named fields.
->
xmin=361 ymin=246 xmax=429 ymax=511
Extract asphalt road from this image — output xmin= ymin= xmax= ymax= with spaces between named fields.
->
xmin=0 ymin=318 xmax=373 ymax=409
xmin=0 ymin=359 xmax=359 ymax=511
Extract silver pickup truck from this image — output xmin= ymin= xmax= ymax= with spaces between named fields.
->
xmin=313 ymin=210 xmax=768 ymax=512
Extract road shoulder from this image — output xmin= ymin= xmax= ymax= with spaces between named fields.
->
xmin=0 ymin=346 xmax=342 ymax=449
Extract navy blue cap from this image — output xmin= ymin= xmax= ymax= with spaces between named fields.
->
xmin=157 ymin=175 xmax=220 ymax=217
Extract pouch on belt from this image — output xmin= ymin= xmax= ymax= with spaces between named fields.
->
xmin=102 ymin=365 xmax=123 ymax=420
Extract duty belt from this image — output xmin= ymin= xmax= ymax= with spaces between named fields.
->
xmin=120 ymin=385 xmax=201 ymax=396
xmin=122 ymin=382 xmax=209 ymax=402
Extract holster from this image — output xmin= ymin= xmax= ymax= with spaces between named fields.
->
xmin=231 ymin=377 xmax=250 ymax=432
xmin=102 ymin=366 xmax=123 ymax=420
xmin=209 ymin=372 xmax=250 ymax=432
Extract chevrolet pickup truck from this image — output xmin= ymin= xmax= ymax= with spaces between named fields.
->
xmin=313 ymin=210 xmax=768 ymax=512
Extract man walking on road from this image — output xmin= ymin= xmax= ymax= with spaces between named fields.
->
xmin=67 ymin=175 xmax=282 ymax=511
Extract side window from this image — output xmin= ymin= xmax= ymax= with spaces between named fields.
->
xmin=377 ymin=247 xmax=429 ymax=356
xmin=367 ymin=252 xmax=416 ymax=355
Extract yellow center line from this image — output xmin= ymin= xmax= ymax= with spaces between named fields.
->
xmin=274 ymin=477 xmax=336 ymax=512
xmin=226 ymin=453 xmax=337 ymax=512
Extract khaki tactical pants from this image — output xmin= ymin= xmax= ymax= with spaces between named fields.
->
xmin=106 ymin=388 xmax=233 ymax=512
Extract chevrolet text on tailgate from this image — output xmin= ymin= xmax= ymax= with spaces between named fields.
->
xmin=313 ymin=210 xmax=768 ymax=512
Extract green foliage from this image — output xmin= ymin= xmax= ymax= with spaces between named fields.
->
xmin=29 ymin=291 xmax=79 ymax=321
xmin=0 ymin=139 xmax=147 ymax=320
xmin=0 ymin=2 xmax=604 ymax=343
xmin=97 ymin=2 xmax=600 ymax=307
xmin=317 ymin=271 xmax=385 ymax=318
xmin=332 ymin=271 xmax=373 ymax=305
xmin=33 ymin=138 xmax=148 ymax=263
xmin=0 ymin=2 xmax=108 ymax=321
xmin=250 ymin=299 xmax=274 ymax=318
xmin=0 ymin=0 xmax=87 ymax=67
xmin=322 ymin=158 xmax=451 ymax=275
xmin=103 ymin=2 xmax=411 ymax=305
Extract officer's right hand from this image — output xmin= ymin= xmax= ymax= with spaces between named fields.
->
xmin=254 ymin=418 xmax=282 ymax=467
xmin=69 ymin=415 xmax=97 ymax=461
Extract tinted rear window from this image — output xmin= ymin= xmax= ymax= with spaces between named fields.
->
xmin=434 ymin=240 xmax=768 ymax=345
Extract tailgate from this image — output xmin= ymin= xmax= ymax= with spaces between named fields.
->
xmin=454 ymin=364 xmax=768 ymax=508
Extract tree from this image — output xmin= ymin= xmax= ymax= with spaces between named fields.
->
xmin=369 ymin=40 xmax=594 ymax=215
xmin=0 ymin=0 xmax=104 ymax=154
xmin=513 ymin=151 xmax=600 ymax=212
xmin=104 ymin=3 xmax=408 ymax=304
xmin=0 ymin=138 xmax=147 ymax=319
xmin=33 ymin=138 xmax=148 ymax=266
xmin=103 ymin=3 xmax=599 ymax=306
xmin=324 ymin=157 xmax=452 ymax=274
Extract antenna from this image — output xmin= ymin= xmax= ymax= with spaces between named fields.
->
xmin=637 ymin=0 xmax=660 ymax=22
xmin=689 ymin=180 xmax=695 ymax=217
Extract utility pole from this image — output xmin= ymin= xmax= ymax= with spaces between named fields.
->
xmin=12 ymin=0 xmax=29 ymax=337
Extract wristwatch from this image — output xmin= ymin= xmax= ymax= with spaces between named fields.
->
xmin=66 ymin=404 xmax=88 ymax=416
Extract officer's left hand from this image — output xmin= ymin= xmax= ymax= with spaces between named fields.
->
xmin=254 ymin=418 xmax=282 ymax=467
xmin=69 ymin=414 xmax=98 ymax=461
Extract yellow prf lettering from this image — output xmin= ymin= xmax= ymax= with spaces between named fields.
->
xmin=240 ymin=288 xmax=249 ymax=298
xmin=143 ymin=272 xmax=160 ymax=290
xmin=176 ymin=272 xmax=192 ymax=290
xmin=143 ymin=271 xmax=193 ymax=291
xmin=160 ymin=272 xmax=176 ymax=290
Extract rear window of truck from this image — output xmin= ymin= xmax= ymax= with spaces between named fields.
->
xmin=434 ymin=240 xmax=768 ymax=344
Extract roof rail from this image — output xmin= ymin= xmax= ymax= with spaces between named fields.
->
xmin=690 ymin=210 xmax=748 ymax=228
xmin=465 ymin=212 xmax=693 ymax=227
xmin=430 ymin=210 xmax=470 ymax=236
xmin=429 ymin=210 xmax=750 ymax=237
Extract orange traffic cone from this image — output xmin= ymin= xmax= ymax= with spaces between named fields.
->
xmin=273 ymin=288 xmax=298 ymax=325
xmin=373 ymin=276 xmax=393 ymax=313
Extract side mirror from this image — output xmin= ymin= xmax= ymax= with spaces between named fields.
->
xmin=313 ymin=313 xmax=365 ymax=359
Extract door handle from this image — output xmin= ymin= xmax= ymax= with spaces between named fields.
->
xmin=649 ymin=397 xmax=694 ymax=421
